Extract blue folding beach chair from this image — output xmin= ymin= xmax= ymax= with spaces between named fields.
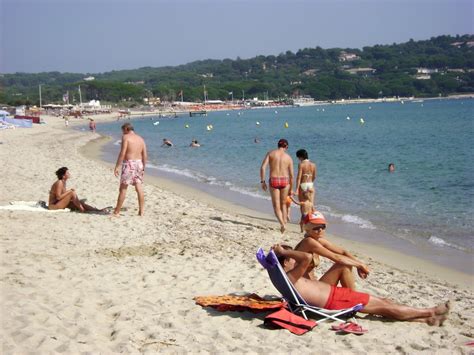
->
xmin=256 ymin=248 xmax=363 ymax=323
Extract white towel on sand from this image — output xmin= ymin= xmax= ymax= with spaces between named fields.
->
xmin=0 ymin=201 xmax=70 ymax=212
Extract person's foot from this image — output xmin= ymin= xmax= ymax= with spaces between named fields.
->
xmin=280 ymin=224 xmax=286 ymax=233
xmin=427 ymin=314 xmax=448 ymax=326
xmin=434 ymin=301 xmax=451 ymax=316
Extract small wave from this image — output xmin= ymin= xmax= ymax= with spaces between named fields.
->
xmin=428 ymin=236 xmax=467 ymax=251
xmin=228 ymin=185 xmax=271 ymax=200
xmin=341 ymin=214 xmax=376 ymax=229
xmin=113 ymin=140 xmax=121 ymax=146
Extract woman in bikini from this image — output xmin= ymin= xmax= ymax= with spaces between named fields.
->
xmin=294 ymin=211 xmax=370 ymax=290
xmin=49 ymin=167 xmax=102 ymax=212
xmin=295 ymin=149 xmax=316 ymax=205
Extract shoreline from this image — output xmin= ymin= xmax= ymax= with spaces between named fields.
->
xmin=82 ymin=125 xmax=473 ymax=289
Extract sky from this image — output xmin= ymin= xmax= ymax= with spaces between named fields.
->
xmin=1 ymin=0 xmax=473 ymax=74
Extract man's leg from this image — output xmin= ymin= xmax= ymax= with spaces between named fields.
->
xmin=269 ymin=187 xmax=285 ymax=232
xmin=279 ymin=186 xmax=290 ymax=226
xmin=135 ymin=183 xmax=144 ymax=216
xmin=362 ymin=295 xmax=450 ymax=325
xmin=319 ymin=264 xmax=355 ymax=289
xmin=113 ymin=184 xmax=128 ymax=216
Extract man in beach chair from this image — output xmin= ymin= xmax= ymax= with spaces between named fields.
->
xmin=257 ymin=246 xmax=449 ymax=326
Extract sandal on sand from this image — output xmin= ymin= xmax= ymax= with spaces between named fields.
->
xmin=331 ymin=322 xmax=352 ymax=331
xmin=338 ymin=322 xmax=368 ymax=335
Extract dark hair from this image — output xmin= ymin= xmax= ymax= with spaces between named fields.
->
xmin=296 ymin=149 xmax=308 ymax=160
xmin=121 ymin=123 xmax=134 ymax=132
xmin=55 ymin=167 xmax=68 ymax=179
xmin=276 ymin=245 xmax=293 ymax=266
xmin=277 ymin=138 xmax=288 ymax=148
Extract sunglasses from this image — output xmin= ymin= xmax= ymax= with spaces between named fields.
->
xmin=312 ymin=225 xmax=326 ymax=231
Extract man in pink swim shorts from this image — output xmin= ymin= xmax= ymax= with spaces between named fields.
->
xmin=113 ymin=123 xmax=148 ymax=216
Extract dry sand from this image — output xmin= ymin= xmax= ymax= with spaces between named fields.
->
xmin=1 ymin=114 xmax=473 ymax=354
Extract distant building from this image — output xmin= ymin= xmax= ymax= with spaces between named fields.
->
xmin=83 ymin=76 xmax=95 ymax=81
xmin=200 ymin=73 xmax=214 ymax=78
xmin=144 ymin=97 xmax=161 ymax=106
xmin=302 ymin=69 xmax=317 ymax=76
xmin=339 ymin=51 xmax=360 ymax=62
xmin=345 ymin=67 xmax=376 ymax=75
xmin=415 ymin=74 xmax=431 ymax=80
xmin=417 ymin=68 xmax=438 ymax=74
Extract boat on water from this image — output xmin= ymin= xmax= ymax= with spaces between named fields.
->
xmin=292 ymin=96 xmax=315 ymax=107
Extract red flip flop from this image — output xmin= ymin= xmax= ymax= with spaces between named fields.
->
xmin=330 ymin=322 xmax=352 ymax=331
xmin=338 ymin=322 xmax=368 ymax=335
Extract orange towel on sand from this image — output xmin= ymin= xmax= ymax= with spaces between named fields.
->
xmin=194 ymin=294 xmax=285 ymax=312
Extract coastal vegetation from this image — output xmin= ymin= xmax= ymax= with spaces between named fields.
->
xmin=1 ymin=34 xmax=473 ymax=106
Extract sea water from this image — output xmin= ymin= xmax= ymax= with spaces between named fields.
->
xmin=98 ymin=99 xmax=474 ymax=271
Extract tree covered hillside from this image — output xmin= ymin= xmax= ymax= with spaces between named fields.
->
xmin=1 ymin=34 xmax=473 ymax=106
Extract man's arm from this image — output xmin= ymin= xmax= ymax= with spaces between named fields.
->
xmin=114 ymin=137 xmax=128 ymax=177
xmin=260 ymin=152 xmax=269 ymax=191
xmin=141 ymin=141 xmax=148 ymax=170
xmin=313 ymin=163 xmax=317 ymax=182
xmin=288 ymin=156 xmax=294 ymax=194
xmin=273 ymin=245 xmax=312 ymax=284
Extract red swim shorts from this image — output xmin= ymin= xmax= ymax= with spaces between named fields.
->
xmin=324 ymin=286 xmax=370 ymax=310
xmin=269 ymin=176 xmax=289 ymax=189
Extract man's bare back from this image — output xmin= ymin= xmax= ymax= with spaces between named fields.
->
xmin=267 ymin=149 xmax=293 ymax=178
xmin=122 ymin=133 xmax=146 ymax=161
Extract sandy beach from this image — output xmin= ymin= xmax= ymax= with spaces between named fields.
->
xmin=1 ymin=114 xmax=473 ymax=353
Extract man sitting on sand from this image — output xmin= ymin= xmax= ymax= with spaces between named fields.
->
xmin=113 ymin=123 xmax=147 ymax=216
xmin=260 ymin=138 xmax=294 ymax=233
xmin=272 ymin=244 xmax=449 ymax=326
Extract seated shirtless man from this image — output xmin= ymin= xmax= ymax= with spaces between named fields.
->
xmin=272 ymin=244 xmax=449 ymax=326
xmin=260 ymin=138 xmax=294 ymax=233
xmin=49 ymin=167 xmax=101 ymax=212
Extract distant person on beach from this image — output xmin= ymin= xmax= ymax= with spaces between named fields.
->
xmin=293 ymin=210 xmax=370 ymax=290
xmin=289 ymin=190 xmax=314 ymax=232
xmin=260 ymin=138 xmax=294 ymax=233
xmin=89 ymin=119 xmax=96 ymax=132
xmin=388 ymin=163 xmax=395 ymax=172
xmin=273 ymin=244 xmax=450 ymax=325
xmin=190 ymin=139 xmax=200 ymax=147
xmin=162 ymin=138 xmax=174 ymax=147
xmin=295 ymin=149 xmax=316 ymax=204
xmin=113 ymin=123 xmax=148 ymax=217
xmin=64 ymin=116 xmax=69 ymax=128
xmin=48 ymin=167 xmax=103 ymax=212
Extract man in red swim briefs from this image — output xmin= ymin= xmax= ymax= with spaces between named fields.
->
xmin=260 ymin=139 xmax=294 ymax=233
xmin=272 ymin=244 xmax=450 ymax=326
xmin=113 ymin=123 xmax=148 ymax=217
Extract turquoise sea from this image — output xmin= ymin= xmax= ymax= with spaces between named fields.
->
xmin=97 ymin=99 xmax=474 ymax=272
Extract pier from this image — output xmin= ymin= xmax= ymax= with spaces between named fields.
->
xmin=189 ymin=110 xmax=207 ymax=117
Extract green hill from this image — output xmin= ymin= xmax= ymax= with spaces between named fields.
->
xmin=1 ymin=34 xmax=473 ymax=106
